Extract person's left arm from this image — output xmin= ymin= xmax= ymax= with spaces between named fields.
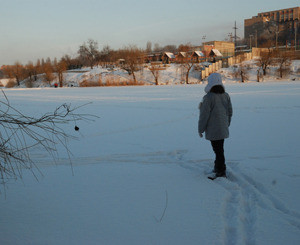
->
xmin=198 ymin=94 xmax=211 ymax=137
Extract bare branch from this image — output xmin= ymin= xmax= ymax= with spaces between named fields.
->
xmin=0 ymin=91 xmax=97 ymax=184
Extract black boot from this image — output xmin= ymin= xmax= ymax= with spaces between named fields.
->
xmin=216 ymin=171 xmax=227 ymax=178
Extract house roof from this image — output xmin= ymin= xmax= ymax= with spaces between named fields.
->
xmin=178 ymin=52 xmax=187 ymax=57
xmin=164 ymin=52 xmax=175 ymax=59
xmin=193 ymin=51 xmax=204 ymax=57
xmin=211 ymin=49 xmax=223 ymax=57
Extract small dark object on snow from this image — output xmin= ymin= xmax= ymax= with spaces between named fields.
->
xmin=74 ymin=126 xmax=79 ymax=131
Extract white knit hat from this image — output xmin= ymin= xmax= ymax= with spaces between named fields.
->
xmin=204 ymin=73 xmax=224 ymax=93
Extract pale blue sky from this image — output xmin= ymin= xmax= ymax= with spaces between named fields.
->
xmin=0 ymin=0 xmax=299 ymax=65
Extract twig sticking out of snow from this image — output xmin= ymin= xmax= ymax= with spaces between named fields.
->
xmin=154 ymin=190 xmax=168 ymax=223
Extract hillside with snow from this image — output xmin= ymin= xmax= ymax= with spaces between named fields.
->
xmin=1 ymin=59 xmax=300 ymax=88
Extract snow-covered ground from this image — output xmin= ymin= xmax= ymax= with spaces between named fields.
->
xmin=53 ymin=59 xmax=300 ymax=86
xmin=0 ymin=81 xmax=300 ymax=245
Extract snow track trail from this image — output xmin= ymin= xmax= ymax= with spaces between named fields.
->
xmin=180 ymin=161 xmax=257 ymax=245
xmin=179 ymin=160 xmax=300 ymax=245
xmin=218 ymin=169 xmax=257 ymax=245
xmin=230 ymin=166 xmax=300 ymax=232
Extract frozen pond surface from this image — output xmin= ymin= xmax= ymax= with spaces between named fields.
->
xmin=1 ymin=82 xmax=300 ymax=245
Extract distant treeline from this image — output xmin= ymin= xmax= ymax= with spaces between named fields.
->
xmin=0 ymin=39 xmax=198 ymax=85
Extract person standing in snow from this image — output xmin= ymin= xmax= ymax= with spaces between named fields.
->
xmin=198 ymin=73 xmax=232 ymax=178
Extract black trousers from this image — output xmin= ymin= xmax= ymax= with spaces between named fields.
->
xmin=210 ymin=139 xmax=226 ymax=174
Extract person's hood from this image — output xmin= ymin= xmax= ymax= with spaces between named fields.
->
xmin=204 ymin=73 xmax=224 ymax=93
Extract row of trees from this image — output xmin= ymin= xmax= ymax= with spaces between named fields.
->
xmin=77 ymin=40 xmax=195 ymax=69
xmin=234 ymin=48 xmax=295 ymax=83
xmin=1 ymin=39 xmax=201 ymax=86
xmin=1 ymin=58 xmax=68 ymax=87
xmin=0 ymin=39 xmax=145 ymax=85
xmin=257 ymin=48 xmax=293 ymax=77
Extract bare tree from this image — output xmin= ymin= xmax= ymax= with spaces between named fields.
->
xmin=99 ymin=45 xmax=113 ymax=65
xmin=178 ymin=43 xmax=192 ymax=53
xmin=255 ymin=41 xmax=277 ymax=76
xmin=274 ymin=51 xmax=292 ymax=78
xmin=177 ymin=44 xmax=195 ymax=84
xmin=61 ymin=55 xmax=82 ymax=70
xmin=43 ymin=61 xmax=54 ymax=85
xmin=0 ymin=65 xmax=5 ymax=79
xmin=119 ymin=45 xmax=144 ymax=83
xmin=25 ymin=61 xmax=35 ymax=81
xmin=153 ymin=43 xmax=162 ymax=52
xmin=35 ymin=59 xmax=42 ymax=79
xmin=146 ymin=41 xmax=152 ymax=53
xmin=41 ymin=58 xmax=46 ymax=68
xmin=54 ymin=59 xmax=67 ymax=87
xmin=256 ymin=49 xmax=275 ymax=76
xmin=4 ymin=62 xmax=26 ymax=86
xmin=233 ymin=64 xmax=249 ymax=83
xmin=148 ymin=62 xmax=165 ymax=85
xmin=162 ymin=45 xmax=177 ymax=53
xmin=1 ymin=66 xmax=14 ymax=81
xmin=0 ymin=91 xmax=95 ymax=184
xmin=15 ymin=62 xmax=25 ymax=85
xmin=78 ymin=39 xmax=100 ymax=69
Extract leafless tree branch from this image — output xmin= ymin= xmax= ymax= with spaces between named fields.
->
xmin=0 ymin=90 xmax=97 ymax=184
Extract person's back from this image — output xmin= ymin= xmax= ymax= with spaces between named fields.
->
xmin=198 ymin=73 xmax=232 ymax=179
xmin=199 ymin=91 xmax=232 ymax=141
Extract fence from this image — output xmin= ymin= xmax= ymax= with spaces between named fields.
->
xmin=227 ymin=52 xmax=253 ymax=66
xmin=201 ymin=60 xmax=222 ymax=80
xmin=200 ymin=52 xmax=255 ymax=80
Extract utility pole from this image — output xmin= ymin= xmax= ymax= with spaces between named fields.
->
xmin=202 ymin=35 xmax=206 ymax=61
xmin=275 ymin=25 xmax=279 ymax=50
xmin=249 ymin=35 xmax=253 ymax=49
xmin=295 ymin=21 xmax=298 ymax=51
xmin=233 ymin=21 xmax=238 ymax=52
xmin=255 ymin=30 xmax=258 ymax=47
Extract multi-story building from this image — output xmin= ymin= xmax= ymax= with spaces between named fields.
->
xmin=244 ymin=7 xmax=300 ymax=47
